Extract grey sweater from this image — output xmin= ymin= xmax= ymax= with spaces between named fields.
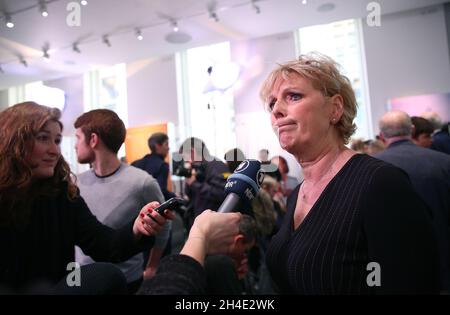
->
xmin=75 ymin=163 xmax=170 ymax=282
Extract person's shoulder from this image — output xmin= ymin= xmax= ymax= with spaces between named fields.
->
xmin=126 ymin=164 xmax=162 ymax=190
xmin=418 ymin=145 xmax=450 ymax=162
xmin=348 ymin=153 xmax=394 ymax=172
xmin=131 ymin=154 xmax=152 ymax=167
xmin=349 ymin=154 xmax=408 ymax=184
xmin=125 ymin=163 xmax=157 ymax=180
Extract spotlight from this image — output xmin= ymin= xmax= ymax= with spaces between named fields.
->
xmin=43 ymin=50 xmax=50 ymax=60
xmin=39 ymin=1 xmax=49 ymax=17
xmin=5 ymin=14 xmax=14 ymax=28
xmin=102 ymin=35 xmax=111 ymax=47
xmin=302 ymin=0 xmax=307 ymax=4
xmin=20 ymin=58 xmax=28 ymax=67
xmin=171 ymin=20 xmax=179 ymax=32
xmin=73 ymin=43 xmax=81 ymax=53
xmin=251 ymin=0 xmax=261 ymax=14
xmin=136 ymin=29 xmax=143 ymax=41
xmin=208 ymin=10 xmax=219 ymax=22
xmin=80 ymin=0 xmax=88 ymax=5
xmin=207 ymin=2 xmax=219 ymax=22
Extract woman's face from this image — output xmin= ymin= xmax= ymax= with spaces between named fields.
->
xmin=27 ymin=120 xmax=62 ymax=179
xmin=268 ymin=73 xmax=335 ymax=155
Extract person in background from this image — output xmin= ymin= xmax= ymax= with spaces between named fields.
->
xmin=270 ymin=155 xmax=300 ymax=198
xmin=179 ymin=137 xmax=228 ymax=217
xmin=258 ymin=149 xmax=270 ymax=164
xmin=375 ymin=110 xmax=450 ymax=292
xmin=74 ymin=109 xmax=171 ymax=293
xmin=204 ymin=214 xmax=257 ymax=294
xmin=366 ymin=139 xmax=385 ymax=156
xmin=224 ymin=148 xmax=246 ymax=174
xmin=411 ymin=116 xmax=434 ymax=148
xmin=132 ymin=132 xmax=176 ymax=201
xmin=0 ymin=102 xmax=172 ymax=294
xmin=350 ymin=138 xmax=366 ymax=153
xmin=132 ymin=132 xmax=176 ymax=266
xmin=431 ymin=122 xmax=450 ymax=155
xmin=260 ymin=53 xmax=439 ymax=294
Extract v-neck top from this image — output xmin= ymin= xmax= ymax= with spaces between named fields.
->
xmin=266 ymin=154 xmax=440 ymax=294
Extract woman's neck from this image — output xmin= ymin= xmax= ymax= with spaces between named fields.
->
xmin=299 ymin=145 xmax=351 ymax=184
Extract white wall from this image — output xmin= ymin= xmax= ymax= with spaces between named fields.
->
xmin=363 ymin=4 xmax=450 ymax=134
xmin=126 ymin=55 xmax=179 ymax=128
xmin=231 ymin=32 xmax=303 ymax=180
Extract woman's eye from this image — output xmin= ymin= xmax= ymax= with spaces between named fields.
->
xmin=36 ymin=135 xmax=48 ymax=142
xmin=267 ymin=100 xmax=276 ymax=112
xmin=287 ymin=93 xmax=302 ymax=102
xmin=55 ymin=138 xmax=62 ymax=145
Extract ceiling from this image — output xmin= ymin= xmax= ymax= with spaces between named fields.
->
xmin=0 ymin=0 xmax=448 ymax=89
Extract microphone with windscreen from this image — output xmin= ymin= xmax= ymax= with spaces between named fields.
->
xmin=218 ymin=159 xmax=265 ymax=213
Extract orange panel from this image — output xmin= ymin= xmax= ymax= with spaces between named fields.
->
xmin=125 ymin=123 xmax=172 ymax=192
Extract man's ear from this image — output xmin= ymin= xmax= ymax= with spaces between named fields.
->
xmin=89 ymin=133 xmax=99 ymax=149
xmin=232 ymin=235 xmax=246 ymax=251
xmin=379 ymin=132 xmax=387 ymax=144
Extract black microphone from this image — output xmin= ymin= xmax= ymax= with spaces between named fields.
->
xmin=218 ymin=159 xmax=264 ymax=213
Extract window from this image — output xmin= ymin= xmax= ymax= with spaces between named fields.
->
xmin=176 ymin=42 xmax=237 ymax=160
xmin=83 ymin=63 xmax=128 ymax=163
xmin=83 ymin=63 xmax=128 ymax=124
xmin=295 ymin=19 xmax=373 ymax=140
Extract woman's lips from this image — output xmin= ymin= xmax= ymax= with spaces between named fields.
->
xmin=277 ymin=123 xmax=296 ymax=134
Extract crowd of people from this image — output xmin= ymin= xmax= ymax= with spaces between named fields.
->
xmin=1 ymin=52 xmax=449 ymax=295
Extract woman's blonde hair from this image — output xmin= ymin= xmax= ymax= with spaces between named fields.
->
xmin=260 ymin=52 xmax=357 ymax=144
xmin=0 ymin=102 xmax=77 ymax=227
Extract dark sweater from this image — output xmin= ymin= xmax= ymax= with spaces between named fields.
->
xmin=0 ymin=188 xmax=153 ymax=291
xmin=266 ymin=154 xmax=440 ymax=294
xmin=138 ymin=254 xmax=207 ymax=295
xmin=185 ymin=159 xmax=229 ymax=217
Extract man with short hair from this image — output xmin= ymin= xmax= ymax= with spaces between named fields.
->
xmin=73 ymin=109 xmax=170 ymax=294
xmin=204 ymin=214 xmax=257 ymax=294
xmin=132 ymin=132 xmax=176 ymax=200
xmin=411 ymin=116 xmax=434 ymax=148
xmin=375 ymin=110 xmax=450 ymax=292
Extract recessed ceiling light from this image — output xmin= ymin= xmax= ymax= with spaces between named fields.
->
xmin=165 ymin=31 xmax=192 ymax=44
xmin=317 ymin=3 xmax=335 ymax=12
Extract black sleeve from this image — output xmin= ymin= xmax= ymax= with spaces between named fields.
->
xmin=137 ymin=254 xmax=207 ymax=295
xmin=72 ymin=196 xmax=154 ymax=263
xmin=131 ymin=158 xmax=143 ymax=169
xmin=363 ymin=165 xmax=440 ymax=294
xmin=158 ymin=163 xmax=176 ymax=200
